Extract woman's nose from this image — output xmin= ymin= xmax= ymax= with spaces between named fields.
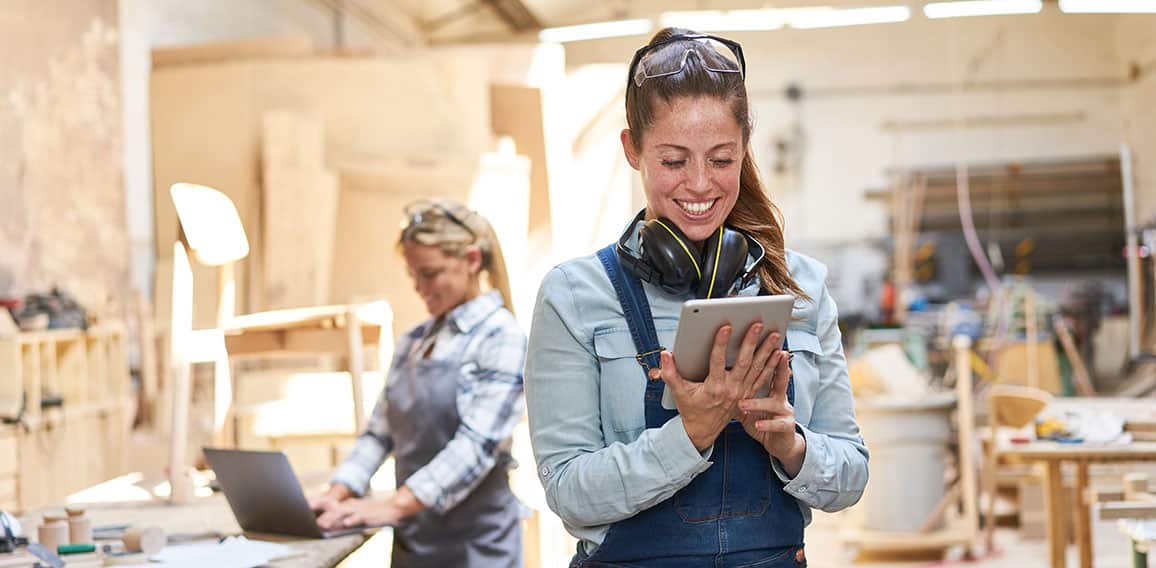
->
xmin=687 ymin=160 xmax=711 ymax=194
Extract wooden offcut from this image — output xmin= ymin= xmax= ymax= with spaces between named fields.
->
xmin=261 ymin=111 xmax=338 ymax=311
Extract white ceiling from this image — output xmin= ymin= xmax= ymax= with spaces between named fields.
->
xmin=350 ymin=0 xmax=890 ymax=44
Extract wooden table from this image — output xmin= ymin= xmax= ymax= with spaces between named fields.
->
xmin=1000 ymin=441 xmax=1156 ymax=568
xmin=22 ymin=494 xmax=382 ymax=567
xmin=219 ymin=302 xmax=391 ymax=442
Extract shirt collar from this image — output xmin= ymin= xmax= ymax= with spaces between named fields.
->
xmin=445 ymin=289 xmax=504 ymax=334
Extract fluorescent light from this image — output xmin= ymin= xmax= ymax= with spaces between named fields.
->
xmin=660 ymin=10 xmax=786 ymax=31
xmin=538 ymin=19 xmax=652 ymax=43
xmin=787 ymin=6 xmax=911 ymax=29
xmin=924 ymin=0 xmax=1042 ymax=18
xmin=1059 ymin=0 xmax=1156 ymax=13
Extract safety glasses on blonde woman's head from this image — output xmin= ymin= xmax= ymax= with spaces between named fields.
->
xmin=628 ymin=34 xmax=746 ymax=88
xmin=401 ymin=201 xmax=476 ymax=240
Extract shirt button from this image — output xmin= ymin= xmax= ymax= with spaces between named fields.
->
xmin=539 ymin=465 xmax=551 ymax=477
xmin=799 ymin=485 xmax=808 ymax=491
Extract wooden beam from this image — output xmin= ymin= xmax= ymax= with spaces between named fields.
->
xmin=480 ymin=0 xmax=541 ymax=31
xmin=151 ymin=36 xmax=315 ymax=68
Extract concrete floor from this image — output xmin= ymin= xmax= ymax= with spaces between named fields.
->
xmin=335 ymin=511 xmax=1149 ymax=567
xmin=803 ymin=510 xmax=1148 ymax=568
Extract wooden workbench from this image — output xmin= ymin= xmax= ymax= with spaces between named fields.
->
xmin=1000 ymin=441 xmax=1156 ymax=568
xmin=22 ymin=494 xmax=382 ymax=567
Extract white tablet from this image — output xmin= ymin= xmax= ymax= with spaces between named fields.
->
xmin=662 ymin=294 xmax=795 ymax=410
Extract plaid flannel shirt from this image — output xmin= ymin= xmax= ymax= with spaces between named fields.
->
xmin=331 ymin=290 xmax=526 ymax=513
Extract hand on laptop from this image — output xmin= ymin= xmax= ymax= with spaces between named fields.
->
xmin=308 ymin=483 xmax=354 ymax=513
xmin=315 ymin=486 xmax=425 ymax=530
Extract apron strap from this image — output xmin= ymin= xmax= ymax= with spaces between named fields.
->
xmin=596 ymin=245 xmax=663 ymax=373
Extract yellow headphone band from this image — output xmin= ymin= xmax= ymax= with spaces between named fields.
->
xmin=653 ymin=219 xmax=701 ymax=279
xmin=706 ymin=225 xmax=724 ymax=298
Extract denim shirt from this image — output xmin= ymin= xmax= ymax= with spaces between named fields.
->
xmin=525 ymin=243 xmax=869 ymax=550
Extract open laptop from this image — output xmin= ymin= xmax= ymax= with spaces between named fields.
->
xmin=203 ymin=447 xmax=379 ymax=539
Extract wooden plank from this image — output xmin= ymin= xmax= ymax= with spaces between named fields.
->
xmin=86 ymin=337 xmax=108 ymax=405
xmin=1001 ymin=442 xmax=1156 ymax=461
xmin=56 ymin=338 xmax=87 ymax=411
xmin=261 ymin=111 xmax=338 ymax=311
xmin=225 ymin=304 xmax=349 ymax=332
xmin=224 ymin=327 xmax=381 ymax=357
xmin=954 ymin=336 xmax=980 ymax=546
xmin=151 ymin=36 xmax=315 ymax=68
xmin=1053 ymin=317 xmax=1096 ymax=396
xmin=491 ymin=84 xmax=551 ymax=239
xmin=994 ymin=341 xmax=1064 ymax=394
xmin=21 ymin=344 xmax=40 ymax=423
xmin=0 ymin=339 xmax=20 ymax=419
xmin=1098 ymin=501 xmax=1156 ymax=520
xmin=331 ymin=161 xmax=474 ymax=336
xmin=1074 ymin=462 xmax=1092 ymax=568
xmin=38 ymin=341 xmax=58 ymax=406
xmin=346 ymin=309 xmax=366 ymax=433
xmin=0 ymin=430 xmax=17 ymax=477
xmin=151 ymin=63 xmax=258 ymax=327
xmin=1044 ymin=461 xmax=1066 ymax=568
xmin=136 ymin=289 xmax=159 ymax=408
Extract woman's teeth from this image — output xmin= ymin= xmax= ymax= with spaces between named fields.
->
xmin=677 ymin=199 xmax=716 ymax=215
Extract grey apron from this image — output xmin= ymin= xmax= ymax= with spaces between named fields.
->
xmin=385 ymin=352 xmax=522 ymax=567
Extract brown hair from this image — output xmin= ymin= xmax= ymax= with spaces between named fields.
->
xmin=398 ymin=199 xmax=515 ymax=314
xmin=626 ymin=27 xmax=806 ymax=300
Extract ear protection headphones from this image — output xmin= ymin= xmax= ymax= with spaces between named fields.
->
xmin=616 ymin=209 xmax=765 ymax=298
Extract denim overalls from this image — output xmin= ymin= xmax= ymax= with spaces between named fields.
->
xmin=572 ymin=245 xmax=806 ymax=567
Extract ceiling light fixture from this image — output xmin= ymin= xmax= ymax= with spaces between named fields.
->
xmin=538 ymin=19 xmax=653 ymax=43
xmin=659 ymin=10 xmax=787 ymax=31
xmin=924 ymin=0 xmax=1043 ymax=19
xmin=787 ymin=6 xmax=912 ymax=29
xmin=1059 ymin=0 xmax=1156 ymax=13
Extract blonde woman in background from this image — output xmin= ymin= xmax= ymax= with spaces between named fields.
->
xmin=311 ymin=199 xmax=527 ymax=567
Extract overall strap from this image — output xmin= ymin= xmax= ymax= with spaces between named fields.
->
xmin=596 ymin=245 xmax=663 ymax=373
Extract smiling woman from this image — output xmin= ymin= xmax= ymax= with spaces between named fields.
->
xmin=309 ymin=199 xmax=527 ymax=568
xmin=525 ymin=28 xmax=869 ymax=567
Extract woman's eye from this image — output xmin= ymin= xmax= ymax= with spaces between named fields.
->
xmin=711 ymin=159 xmax=735 ymax=167
xmin=660 ymin=159 xmax=686 ymax=168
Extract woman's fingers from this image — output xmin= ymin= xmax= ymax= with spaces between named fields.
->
xmin=738 ymin=394 xmax=787 ymax=416
xmin=653 ymin=351 xmax=687 ymax=393
xmin=707 ymin=325 xmax=732 ymax=379
xmin=342 ymin=509 xmax=367 ymax=527
xmin=770 ymin=349 xmax=792 ymax=400
xmin=754 ymin=417 xmax=796 ymax=433
xmin=743 ymin=332 xmax=779 ymax=397
xmin=730 ymin=322 xmax=763 ymax=377
xmin=316 ymin=507 xmax=348 ymax=529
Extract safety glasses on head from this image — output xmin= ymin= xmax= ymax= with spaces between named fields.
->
xmin=401 ymin=200 xmax=476 ymax=240
xmin=628 ymin=33 xmax=746 ymax=89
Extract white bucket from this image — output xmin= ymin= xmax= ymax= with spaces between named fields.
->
xmin=850 ymin=392 xmax=957 ymax=533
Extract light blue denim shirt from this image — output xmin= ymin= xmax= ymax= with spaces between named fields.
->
xmin=525 ymin=237 xmax=869 ymax=550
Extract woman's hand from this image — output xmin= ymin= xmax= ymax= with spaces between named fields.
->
xmin=315 ymin=486 xmax=425 ymax=529
xmin=737 ymin=350 xmax=807 ymax=477
xmin=308 ymin=482 xmax=353 ymax=513
xmin=653 ymin=324 xmax=781 ymax=452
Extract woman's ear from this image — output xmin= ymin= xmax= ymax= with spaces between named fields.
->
xmin=462 ymin=245 xmax=484 ymax=275
xmin=620 ymin=129 xmax=641 ymax=170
